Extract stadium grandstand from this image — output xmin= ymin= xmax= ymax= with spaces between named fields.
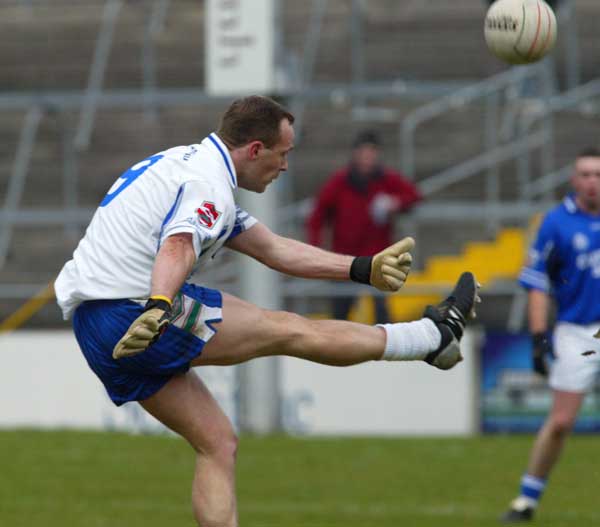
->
xmin=2 ymin=0 xmax=600 ymax=330
xmin=2 ymin=1 xmax=600 ymax=525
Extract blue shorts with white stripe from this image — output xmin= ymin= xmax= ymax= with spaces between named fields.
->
xmin=73 ymin=283 xmax=223 ymax=406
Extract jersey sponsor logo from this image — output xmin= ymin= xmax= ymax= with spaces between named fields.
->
xmin=576 ymin=248 xmax=600 ymax=277
xmin=196 ymin=201 xmax=221 ymax=229
xmin=573 ymin=232 xmax=590 ymax=251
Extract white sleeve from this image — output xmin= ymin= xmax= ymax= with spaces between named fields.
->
xmin=226 ymin=206 xmax=258 ymax=241
xmin=159 ymin=180 xmax=225 ymax=257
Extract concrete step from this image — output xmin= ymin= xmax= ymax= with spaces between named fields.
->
xmin=3 ymin=1 xmax=600 ymax=92
xmin=1 ymin=226 xmax=78 ymax=275
xmin=3 ymin=100 xmax=597 ymax=210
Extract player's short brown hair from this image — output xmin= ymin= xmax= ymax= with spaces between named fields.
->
xmin=577 ymin=147 xmax=600 ymax=159
xmin=217 ymin=95 xmax=295 ymax=149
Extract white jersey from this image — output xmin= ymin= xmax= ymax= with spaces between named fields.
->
xmin=55 ymin=133 xmax=257 ymax=319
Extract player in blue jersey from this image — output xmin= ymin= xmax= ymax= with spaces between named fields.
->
xmin=56 ymin=96 xmax=480 ymax=527
xmin=502 ymin=148 xmax=600 ymax=523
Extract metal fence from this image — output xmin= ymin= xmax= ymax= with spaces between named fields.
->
xmin=0 ymin=0 xmax=595 ymax=330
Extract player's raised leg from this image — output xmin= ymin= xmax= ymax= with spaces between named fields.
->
xmin=139 ymin=372 xmax=238 ymax=527
xmin=193 ymin=272 xmax=479 ymax=369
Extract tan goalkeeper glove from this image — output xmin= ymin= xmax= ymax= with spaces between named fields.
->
xmin=350 ymin=236 xmax=415 ymax=292
xmin=112 ymin=296 xmax=172 ymax=359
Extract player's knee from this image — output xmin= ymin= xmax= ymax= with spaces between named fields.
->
xmin=281 ymin=312 xmax=326 ymax=352
xmin=188 ymin=420 xmax=238 ymax=463
xmin=264 ymin=310 xmax=312 ymax=348
xmin=214 ymin=433 xmax=238 ymax=465
xmin=208 ymin=430 xmax=238 ymax=464
xmin=549 ymin=414 xmax=576 ymax=436
xmin=262 ymin=310 xmax=333 ymax=356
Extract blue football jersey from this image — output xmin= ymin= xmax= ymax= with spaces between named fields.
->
xmin=519 ymin=194 xmax=600 ymax=323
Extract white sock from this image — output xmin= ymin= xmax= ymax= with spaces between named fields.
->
xmin=378 ymin=319 xmax=441 ymax=361
xmin=512 ymin=496 xmax=538 ymax=510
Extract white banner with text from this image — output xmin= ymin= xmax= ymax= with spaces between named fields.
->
xmin=1 ymin=330 xmax=480 ymax=436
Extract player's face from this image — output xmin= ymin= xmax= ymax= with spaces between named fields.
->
xmin=241 ymin=119 xmax=295 ymax=193
xmin=572 ymin=156 xmax=600 ymax=213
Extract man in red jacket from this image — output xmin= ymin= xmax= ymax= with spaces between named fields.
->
xmin=307 ymin=130 xmax=422 ymax=323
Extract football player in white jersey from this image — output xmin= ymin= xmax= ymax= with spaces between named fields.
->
xmin=55 ymin=96 xmax=480 ymax=527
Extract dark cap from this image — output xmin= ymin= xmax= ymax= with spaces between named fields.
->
xmin=353 ymin=130 xmax=381 ymax=148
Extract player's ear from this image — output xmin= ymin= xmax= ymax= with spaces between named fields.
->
xmin=248 ymin=141 xmax=263 ymax=160
xmin=569 ymin=169 xmax=578 ymax=186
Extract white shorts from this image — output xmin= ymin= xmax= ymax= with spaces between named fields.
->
xmin=550 ymin=322 xmax=600 ymax=393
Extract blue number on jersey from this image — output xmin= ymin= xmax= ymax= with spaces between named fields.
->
xmin=100 ymin=154 xmax=164 ymax=207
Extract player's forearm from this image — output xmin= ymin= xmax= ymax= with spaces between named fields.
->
xmin=150 ymin=233 xmax=196 ymax=300
xmin=528 ymin=289 xmax=550 ymax=334
xmin=267 ymin=236 xmax=354 ymax=280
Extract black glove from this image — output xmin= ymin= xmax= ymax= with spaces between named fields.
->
xmin=532 ymin=332 xmax=554 ymax=377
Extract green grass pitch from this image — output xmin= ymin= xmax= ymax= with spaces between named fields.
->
xmin=1 ymin=430 xmax=599 ymax=526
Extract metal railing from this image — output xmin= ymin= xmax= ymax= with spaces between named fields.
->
xmin=142 ymin=0 xmax=171 ymax=120
xmin=400 ymin=61 xmax=555 ymax=183
xmin=518 ymin=78 xmax=600 ymax=200
xmin=0 ymin=0 xmax=594 ymax=329
xmin=559 ymin=0 xmax=581 ymax=90
xmin=0 ymin=106 xmax=44 ymax=270
xmin=74 ymin=0 xmax=123 ymax=151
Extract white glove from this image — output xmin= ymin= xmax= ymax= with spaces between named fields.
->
xmin=369 ymin=194 xmax=398 ymax=226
